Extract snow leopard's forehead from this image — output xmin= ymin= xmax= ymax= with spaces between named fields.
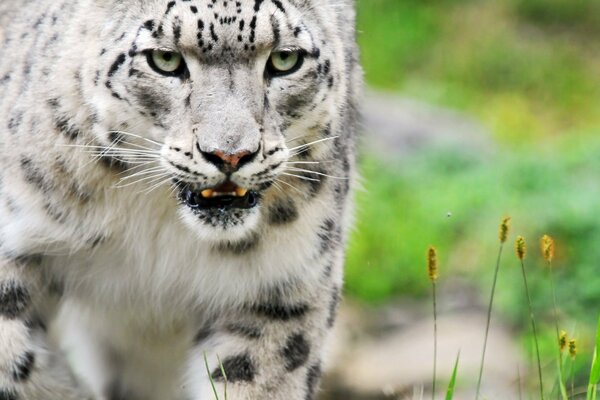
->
xmin=125 ymin=0 xmax=325 ymax=61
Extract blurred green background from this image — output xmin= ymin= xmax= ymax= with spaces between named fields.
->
xmin=346 ymin=0 xmax=600 ymax=390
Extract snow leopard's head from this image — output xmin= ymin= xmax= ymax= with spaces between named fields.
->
xmin=86 ymin=0 xmax=357 ymax=244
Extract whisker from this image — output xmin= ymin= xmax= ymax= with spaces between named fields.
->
xmin=108 ymin=130 xmax=163 ymax=147
xmin=285 ymin=134 xmax=309 ymax=144
xmin=281 ymin=172 xmax=320 ymax=182
xmin=287 ymin=136 xmax=339 ymax=151
xmin=289 ymin=147 xmax=313 ymax=157
xmin=125 ymin=174 xmax=172 ymax=191
xmin=285 ymin=167 xmax=348 ymax=180
xmin=283 ymin=161 xmax=321 ymax=165
xmin=116 ymin=161 xmax=159 ymax=176
xmin=118 ymin=166 xmax=166 ymax=181
xmin=86 ymin=148 xmax=160 ymax=155
xmin=274 ymin=178 xmax=304 ymax=195
xmin=143 ymin=176 xmax=174 ymax=194
xmin=114 ymin=172 xmax=171 ymax=188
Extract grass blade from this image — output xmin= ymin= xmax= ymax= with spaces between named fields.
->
xmin=557 ymin=358 xmax=568 ymax=400
xmin=217 ymin=354 xmax=228 ymax=400
xmin=587 ymin=315 xmax=600 ymax=400
xmin=204 ymin=352 xmax=220 ymax=400
xmin=445 ymin=351 xmax=460 ymax=400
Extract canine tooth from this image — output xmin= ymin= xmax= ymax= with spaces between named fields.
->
xmin=235 ymin=187 xmax=248 ymax=197
xmin=201 ymin=189 xmax=214 ymax=198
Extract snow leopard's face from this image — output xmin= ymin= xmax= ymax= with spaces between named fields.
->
xmin=90 ymin=0 xmax=344 ymax=243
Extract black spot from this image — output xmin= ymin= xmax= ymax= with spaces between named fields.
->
xmin=211 ymin=353 xmax=255 ymax=383
xmin=268 ymin=198 xmax=299 ymax=225
xmin=210 ymin=23 xmax=219 ymax=42
xmin=7 ymin=111 xmax=23 ymax=135
xmin=26 ymin=316 xmax=47 ymax=333
xmin=326 ymin=286 xmax=341 ymax=328
xmin=226 ymin=323 xmax=262 ymax=339
xmin=193 ymin=327 xmax=213 ymax=344
xmin=323 ymin=261 xmax=333 ymax=279
xmin=173 ymin=19 xmax=182 ymax=41
xmin=253 ymin=301 xmax=309 ymax=321
xmin=20 ymin=157 xmax=53 ymax=192
xmin=281 ymin=333 xmax=310 ymax=371
xmin=107 ymin=53 xmax=126 ymax=77
xmin=215 ymin=233 xmax=259 ymax=255
xmin=12 ymin=351 xmax=35 ymax=382
xmin=53 ymin=115 xmax=81 ymax=140
xmin=0 ymin=389 xmax=18 ymax=400
xmin=48 ymin=277 xmax=65 ymax=297
xmin=99 ymin=155 xmax=129 ymax=173
xmin=318 ymin=219 xmax=338 ymax=254
xmin=271 ymin=0 xmax=285 ymax=12
xmin=143 ymin=20 xmax=155 ymax=30
xmin=305 ymin=363 xmax=322 ymax=400
xmin=12 ymin=254 xmax=43 ymax=267
xmin=106 ymin=380 xmax=140 ymax=400
xmin=0 ymin=281 xmax=30 ymax=319
xmin=254 ymin=0 xmax=265 ymax=11
xmin=165 ymin=1 xmax=176 ymax=14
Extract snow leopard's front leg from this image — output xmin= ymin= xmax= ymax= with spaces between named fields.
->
xmin=0 ymin=255 xmax=89 ymax=400
xmin=185 ymin=268 xmax=341 ymax=400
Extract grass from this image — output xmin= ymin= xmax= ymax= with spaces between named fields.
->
xmin=350 ymin=0 xmax=600 ymax=393
xmin=423 ymin=219 xmax=600 ymax=398
xmin=345 ymin=136 xmax=600 ymax=389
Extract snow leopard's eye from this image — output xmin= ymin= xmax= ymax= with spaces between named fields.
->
xmin=146 ymin=49 xmax=187 ymax=77
xmin=266 ymin=50 xmax=304 ymax=77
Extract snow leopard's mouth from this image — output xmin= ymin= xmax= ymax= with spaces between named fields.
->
xmin=179 ymin=181 xmax=259 ymax=210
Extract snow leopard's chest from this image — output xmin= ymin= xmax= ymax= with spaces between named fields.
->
xmin=44 ymin=185 xmax=328 ymax=323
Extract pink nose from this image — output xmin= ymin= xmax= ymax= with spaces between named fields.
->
xmin=211 ymin=150 xmax=251 ymax=169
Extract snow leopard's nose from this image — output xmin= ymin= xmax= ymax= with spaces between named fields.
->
xmin=199 ymin=148 xmax=258 ymax=174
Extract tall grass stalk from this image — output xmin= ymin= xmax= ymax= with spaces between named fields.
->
xmin=427 ymin=246 xmax=438 ymax=400
xmin=516 ymin=235 xmax=544 ymax=400
xmin=586 ymin=315 xmax=600 ymax=400
xmin=475 ymin=217 xmax=510 ymax=399
xmin=445 ymin=352 xmax=460 ymax=400
xmin=204 ymin=353 xmax=220 ymax=400
xmin=542 ymin=235 xmax=566 ymax=398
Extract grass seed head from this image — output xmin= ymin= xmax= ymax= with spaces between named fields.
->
xmin=540 ymin=234 xmax=555 ymax=263
xmin=559 ymin=330 xmax=568 ymax=352
xmin=427 ymin=246 xmax=438 ymax=282
xmin=499 ymin=217 xmax=511 ymax=243
xmin=568 ymin=339 xmax=577 ymax=359
xmin=515 ymin=236 xmax=527 ymax=261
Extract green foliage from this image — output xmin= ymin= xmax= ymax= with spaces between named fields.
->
xmin=512 ymin=0 xmax=600 ymax=34
xmin=445 ymin=352 xmax=460 ymax=400
xmin=356 ymin=0 xmax=600 ymax=143
xmin=353 ymin=0 xmax=600 ymax=393
xmin=346 ymin=136 xmax=600 ymax=312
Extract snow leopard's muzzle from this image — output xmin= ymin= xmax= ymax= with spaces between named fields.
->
xmin=177 ymin=147 xmax=260 ymax=211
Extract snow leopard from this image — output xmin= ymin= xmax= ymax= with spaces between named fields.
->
xmin=0 ymin=0 xmax=360 ymax=399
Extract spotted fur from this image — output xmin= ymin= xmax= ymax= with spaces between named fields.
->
xmin=0 ymin=0 xmax=360 ymax=398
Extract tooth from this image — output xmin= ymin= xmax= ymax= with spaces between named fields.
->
xmin=235 ymin=187 xmax=248 ymax=197
xmin=201 ymin=189 xmax=214 ymax=198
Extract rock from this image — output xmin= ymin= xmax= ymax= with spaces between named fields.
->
xmin=321 ymin=299 xmax=523 ymax=400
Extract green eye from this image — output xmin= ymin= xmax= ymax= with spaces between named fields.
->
xmin=267 ymin=51 xmax=304 ymax=76
xmin=147 ymin=49 xmax=186 ymax=76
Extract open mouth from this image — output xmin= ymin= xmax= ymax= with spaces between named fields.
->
xmin=181 ymin=181 xmax=259 ymax=210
